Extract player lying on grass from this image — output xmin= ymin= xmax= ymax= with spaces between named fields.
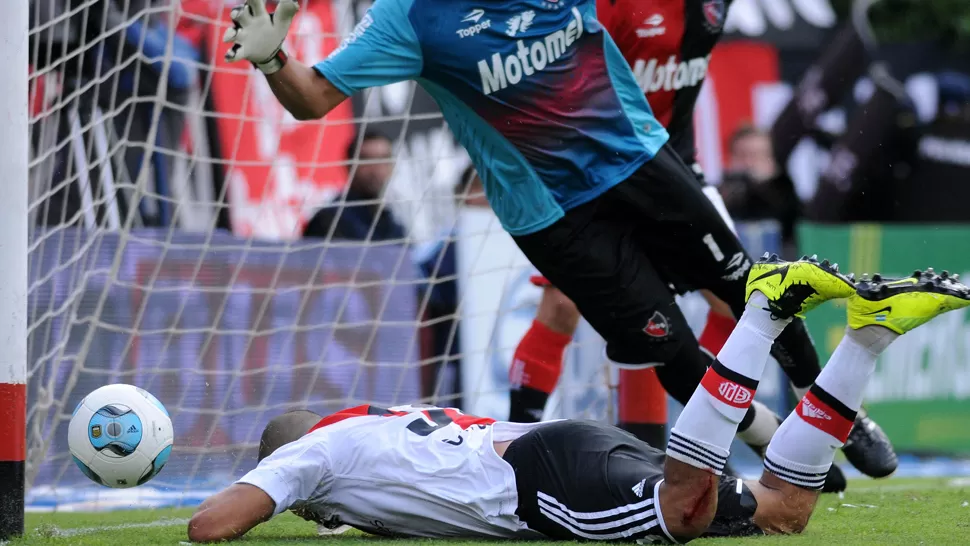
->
xmin=223 ymin=0 xmax=894 ymax=489
xmin=188 ymin=255 xmax=970 ymax=543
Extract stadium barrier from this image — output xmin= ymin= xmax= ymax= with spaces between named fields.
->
xmin=800 ymin=224 xmax=970 ymax=455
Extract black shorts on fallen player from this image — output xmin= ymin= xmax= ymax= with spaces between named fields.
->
xmin=511 ymin=144 xmax=751 ymax=367
xmin=501 ymin=420 xmax=761 ymax=543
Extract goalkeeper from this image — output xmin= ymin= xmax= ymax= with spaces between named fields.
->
xmin=222 ymin=0 xmax=891 ymax=475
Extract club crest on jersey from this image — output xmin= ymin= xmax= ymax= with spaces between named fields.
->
xmin=643 ymin=311 xmax=670 ymax=338
xmin=506 ymin=10 xmax=535 ymax=37
xmin=702 ymin=0 xmax=726 ymax=32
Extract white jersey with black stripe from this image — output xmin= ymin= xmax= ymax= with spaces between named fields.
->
xmin=236 ymin=405 xmax=553 ymax=539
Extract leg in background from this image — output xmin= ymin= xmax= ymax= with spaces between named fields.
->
xmin=508 ymin=284 xmax=579 ymax=423
xmin=697 ymin=290 xmax=735 ymax=357
xmin=618 ymin=367 xmax=667 ymax=448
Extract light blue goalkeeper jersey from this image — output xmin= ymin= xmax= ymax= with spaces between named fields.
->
xmin=315 ymin=0 xmax=669 ymax=235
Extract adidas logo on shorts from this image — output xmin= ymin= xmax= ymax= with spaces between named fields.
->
xmin=631 ymin=478 xmax=646 ymax=498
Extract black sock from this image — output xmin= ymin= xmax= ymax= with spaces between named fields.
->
xmin=737 ymin=405 xmax=757 ymax=432
xmin=508 ymin=387 xmax=549 ymax=423
xmin=654 ymin=341 xmax=711 ymax=406
xmin=619 ymin=422 xmax=667 ymax=449
xmin=771 ymin=318 xmax=823 ymax=390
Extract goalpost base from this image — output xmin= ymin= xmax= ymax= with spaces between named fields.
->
xmin=0 ymin=380 xmax=26 ymax=539
xmin=0 ymin=462 xmax=25 ymax=539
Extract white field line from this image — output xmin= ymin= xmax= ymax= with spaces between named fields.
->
xmin=839 ymin=478 xmax=970 ymax=493
xmin=33 ymin=517 xmax=189 ymax=538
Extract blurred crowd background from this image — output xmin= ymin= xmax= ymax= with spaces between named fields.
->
xmin=20 ymin=0 xmax=970 ymax=504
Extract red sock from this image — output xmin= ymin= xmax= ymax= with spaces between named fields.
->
xmin=508 ymin=320 xmax=572 ymax=394
xmin=618 ymin=368 xmax=667 ymax=425
xmin=698 ymin=309 xmax=736 ymax=356
xmin=618 ymin=367 xmax=668 ymax=447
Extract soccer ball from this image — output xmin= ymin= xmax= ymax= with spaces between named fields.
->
xmin=68 ymin=384 xmax=174 ymax=488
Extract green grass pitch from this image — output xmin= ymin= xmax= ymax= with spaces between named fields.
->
xmin=11 ymin=478 xmax=970 ymax=545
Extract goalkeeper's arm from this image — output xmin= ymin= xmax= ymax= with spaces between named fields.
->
xmin=223 ymin=0 xmax=422 ymax=121
xmin=265 ymin=61 xmax=347 ymax=121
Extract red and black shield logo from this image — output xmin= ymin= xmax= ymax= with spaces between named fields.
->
xmin=643 ymin=311 xmax=670 ymax=338
xmin=702 ymin=0 xmax=726 ymax=32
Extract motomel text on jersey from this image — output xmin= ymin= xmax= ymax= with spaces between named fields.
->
xmin=478 ymin=7 xmax=584 ymax=95
xmin=632 ymin=54 xmax=712 ymax=93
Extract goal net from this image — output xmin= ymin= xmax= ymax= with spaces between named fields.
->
xmin=23 ymin=0 xmax=619 ymax=511
xmin=24 ymin=0 xmax=785 ymax=511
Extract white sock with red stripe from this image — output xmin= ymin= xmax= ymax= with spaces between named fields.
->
xmin=764 ymin=325 xmax=898 ymax=489
xmin=667 ymin=292 xmax=790 ymax=474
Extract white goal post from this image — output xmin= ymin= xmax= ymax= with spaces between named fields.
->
xmin=0 ymin=0 xmax=29 ymax=538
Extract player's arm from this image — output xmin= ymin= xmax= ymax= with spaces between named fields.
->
xmin=188 ymin=484 xmax=275 ymax=542
xmin=222 ymin=0 xmax=422 ymax=121
xmin=264 ymin=61 xmax=347 ymax=121
xmin=187 ymin=436 xmax=333 ymax=542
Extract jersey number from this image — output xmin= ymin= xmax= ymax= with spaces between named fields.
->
xmin=308 ymin=405 xmax=494 ymax=436
xmin=405 ymin=408 xmax=457 ymax=436
xmin=404 ymin=408 xmax=493 ymax=439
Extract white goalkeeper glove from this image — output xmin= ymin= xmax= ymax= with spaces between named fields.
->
xmin=222 ymin=0 xmax=299 ymax=75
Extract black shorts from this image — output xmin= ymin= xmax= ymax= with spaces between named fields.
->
xmin=502 ymin=420 xmax=761 ymax=543
xmin=512 ymin=144 xmax=750 ymax=366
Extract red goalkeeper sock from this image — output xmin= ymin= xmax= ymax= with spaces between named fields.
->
xmin=508 ymin=320 xmax=571 ymax=423
xmin=698 ymin=308 xmax=736 ymax=356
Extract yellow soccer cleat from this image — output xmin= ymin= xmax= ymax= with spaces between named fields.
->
xmin=848 ymin=269 xmax=970 ymax=334
xmin=746 ymin=253 xmax=857 ymax=319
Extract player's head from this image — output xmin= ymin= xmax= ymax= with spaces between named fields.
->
xmin=258 ymin=410 xmax=321 ymax=462
xmin=347 ymin=130 xmax=394 ymax=198
xmin=728 ymin=124 xmax=777 ymax=182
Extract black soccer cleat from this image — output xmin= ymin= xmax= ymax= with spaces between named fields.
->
xmin=841 ymin=408 xmax=898 ymax=479
xmin=822 ymin=463 xmax=847 ymax=494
